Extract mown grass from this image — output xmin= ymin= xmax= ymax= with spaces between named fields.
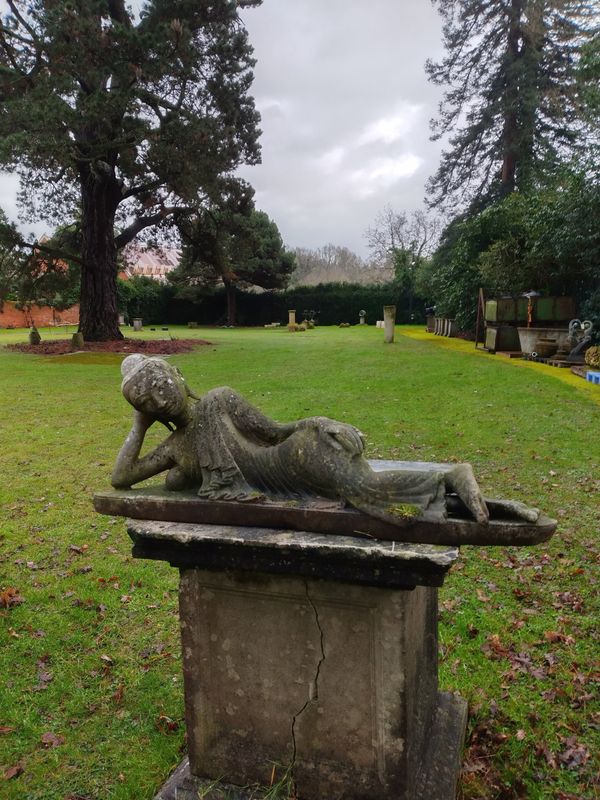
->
xmin=0 ymin=324 xmax=598 ymax=799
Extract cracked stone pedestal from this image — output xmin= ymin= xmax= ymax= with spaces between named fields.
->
xmin=127 ymin=521 xmax=468 ymax=800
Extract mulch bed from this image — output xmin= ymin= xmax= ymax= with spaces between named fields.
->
xmin=6 ymin=337 xmax=212 ymax=356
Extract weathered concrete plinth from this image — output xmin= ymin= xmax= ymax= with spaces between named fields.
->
xmin=383 ymin=304 xmax=396 ymax=343
xmin=127 ymin=521 xmax=468 ymax=800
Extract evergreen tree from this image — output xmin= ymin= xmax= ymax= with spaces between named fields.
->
xmin=173 ymin=204 xmax=295 ymax=325
xmin=0 ymin=0 xmax=261 ymax=340
xmin=426 ymin=0 xmax=595 ymax=209
xmin=0 ymin=213 xmax=80 ymax=313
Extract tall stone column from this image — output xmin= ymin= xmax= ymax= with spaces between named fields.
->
xmin=383 ymin=305 xmax=396 ymax=343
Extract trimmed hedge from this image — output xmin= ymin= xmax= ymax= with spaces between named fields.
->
xmin=162 ymin=282 xmax=426 ymax=327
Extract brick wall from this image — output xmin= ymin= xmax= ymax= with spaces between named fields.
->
xmin=0 ymin=300 xmax=80 ymax=328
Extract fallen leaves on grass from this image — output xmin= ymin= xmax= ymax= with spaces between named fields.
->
xmin=553 ymin=591 xmax=585 ymax=612
xmin=3 ymin=762 xmax=24 ymax=780
xmin=479 ymin=631 xmax=578 ymax=683
xmin=0 ymin=726 xmax=15 ymax=735
xmin=64 ymin=795 xmax=93 ymax=800
xmin=461 ymin=717 xmax=526 ymax=798
xmin=35 ymin=655 xmax=53 ymax=690
xmin=0 ymin=587 xmax=24 ymax=608
xmin=557 ymin=736 xmax=591 ymax=770
xmin=155 ymin=714 xmax=179 ymax=734
xmin=112 ymin=684 xmax=125 ymax=705
xmin=68 ymin=544 xmax=88 ymax=555
xmin=40 ymin=731 xmax=65 ymax=748
xmin=544 ymin=630 xmax=575 ymax=644
xmin=536 ymin=743 xmax=558 ymax=769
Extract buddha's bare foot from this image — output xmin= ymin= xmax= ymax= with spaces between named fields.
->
xmin=198 ymin=474 xmax=257 ymax=502
xmin=446 ymin=464 xmax=489 ymax=523
xmin=485 ymin=498 xmax=540 ymax=523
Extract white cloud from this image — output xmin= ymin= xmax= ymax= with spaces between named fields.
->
xmin=358 ymin=107 xmax=421 ymax=147
xmin=350 ymin=155 xmax=424 ymax=197
xmin=239 ymin=0 xmax=445 ymax=254
xmin=255 ymin=97 xmax=291 ymax=118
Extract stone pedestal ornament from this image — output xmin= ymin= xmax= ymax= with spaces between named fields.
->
xmin=288 ymin=309 xmax=297 ymax=331
xmin=71 ymin=332 xmax=85 ymax=350
xmin=383 ymin=305 xmax=396 ymax=343
xmin=96 ymin=354 xmax=557 ymax=800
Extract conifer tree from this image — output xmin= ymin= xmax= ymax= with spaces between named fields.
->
xmin=173 ymin=202 xmax=295 ymax=326
xmin=426 ymin=0 xmax=595 ymax=209
xmin=0 ymin=0 xmax=261 ymax=339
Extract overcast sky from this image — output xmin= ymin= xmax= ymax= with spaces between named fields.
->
xmin=239 ymin=0 xmax=446 ymax=256
xmin=0 ymin=1 xmax=446 ymax=258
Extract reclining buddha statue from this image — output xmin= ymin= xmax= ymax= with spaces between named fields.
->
xmin=111 ymin=354 xmax=539 ymax=527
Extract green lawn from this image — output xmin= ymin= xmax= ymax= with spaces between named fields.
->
xmin=1 ymin=325 xmax=598 ymax=799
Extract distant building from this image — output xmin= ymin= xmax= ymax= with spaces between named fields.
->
xmin=120 ymin=244 xmax=180 ymax=283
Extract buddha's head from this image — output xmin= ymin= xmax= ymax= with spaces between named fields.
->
xmin=121 ymin=354 xmax=190 ymax=422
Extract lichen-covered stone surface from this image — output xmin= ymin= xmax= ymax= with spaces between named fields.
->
xmin=110 ymin=354 xmax=548 ymax=535
xmin=96 ymin=487 xmax=556 ymax=547
xmin=175 ymin=567 xmax=459 ymax=800
xmin=125 ymin=519 xmax=459 ymax=588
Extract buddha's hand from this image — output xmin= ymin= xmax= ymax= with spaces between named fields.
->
xmin=297 ymin=417 xmax=365 ymax=456
xmin=320 ymin=419 xmax=365 ymax=456
xmin=133 ymin=410 xmax=155 ymax=432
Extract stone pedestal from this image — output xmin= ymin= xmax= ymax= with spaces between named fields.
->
xmin=288 ymin=309 xmax=297 ymax=331
xmin=383 ymin=305 xmax=396 ymax=343
xmin=126 ymin=521 xmax=467 ymax=800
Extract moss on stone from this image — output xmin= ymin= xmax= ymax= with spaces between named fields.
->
xmin=385 ymin=503 xmax=420 ymax=519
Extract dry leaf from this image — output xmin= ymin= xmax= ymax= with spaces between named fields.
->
xmin=0 ymin=587 xmax=24 ymax=609
xmin=4 ymin=762 xmax=24 ymax=780
xmin=40 ymin=731 xmax=65 ymax=748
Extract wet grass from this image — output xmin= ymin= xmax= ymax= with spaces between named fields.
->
xmin=0 ymin=324 xmax=598 ymax=799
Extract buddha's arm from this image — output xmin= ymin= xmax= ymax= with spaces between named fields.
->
xmin=111 ymin=412 xmax=175 ymax=489
xmin=211 ymin=388 xmax=364 ymax=452
xmin=215 ymin=388 xmax=298 ymax=443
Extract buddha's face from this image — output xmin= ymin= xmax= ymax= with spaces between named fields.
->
xmin=121 ymin=355 xmax=188 ymax=421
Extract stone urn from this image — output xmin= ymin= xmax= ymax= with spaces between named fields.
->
xmin=534 ymin=338 xmax=558 ymax=358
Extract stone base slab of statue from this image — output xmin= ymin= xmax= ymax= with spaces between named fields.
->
xmin=94 ymin=486 xmax=556 ymax=549
xmin=124 ymin=519 xmax=467 ymax=800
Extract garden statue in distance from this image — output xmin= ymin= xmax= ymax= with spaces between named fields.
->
xmin=111 ymin=354 xmax=541 ymax=531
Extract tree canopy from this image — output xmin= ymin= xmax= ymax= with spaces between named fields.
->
xmin=172 ymin=206 xmax=295 ymax=325
xmin=291 ymin=245 xmax=381 ymax=286
xmin=0 ymin=0 xmax=262 ymax=339
xmin=426 ymin=169 xmax=600 ymax=330
xmin=426 ymin=0 xmax=596 ymax=210
xmin=0 ymin=213 xmax=80 ymax=313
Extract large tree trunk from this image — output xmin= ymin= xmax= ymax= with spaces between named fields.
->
xmin=500 ymin=0 xmax=524 ymax=194
xmin=78 ymin=165 xmax=123 ymax=341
